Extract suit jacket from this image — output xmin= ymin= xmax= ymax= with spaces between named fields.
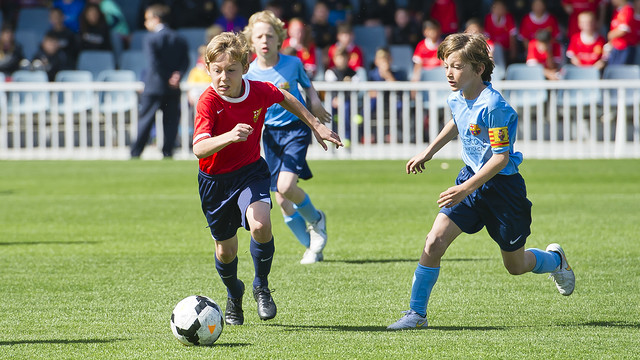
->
xmin=143 ymin=26 xmax=189 ymax=96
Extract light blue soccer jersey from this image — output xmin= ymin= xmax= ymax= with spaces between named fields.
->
xmin=245 ymin=54 xmax=311 ymax=127
xmin=448 ymin=82 xmax=523 ymax=175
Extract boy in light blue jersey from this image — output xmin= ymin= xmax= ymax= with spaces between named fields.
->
xmin=243 ymin=11 xmax=332 ymax=264
xmin=388 ymin=33 xmax=575 ymax=330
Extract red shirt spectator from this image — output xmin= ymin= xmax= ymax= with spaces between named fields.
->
xmin=430 ymin=0 xmax=458 ymax=35
xmin=562 ymin=0 xmax=606 ymax=40
xmin=412 ymin=38 xmax=442 ymax=69
xmin=609 ymin=2 xmax=637 ymax=50
xmin=484 ymin=0 xmax=517 ymax=60
xmin=281 ymin=18 xmax=317 ymax=78
xmin=567 ymin=32 xmax=606 ymax=66
xmin=519 ymin=0 xmax=560 ymax=44
xmin=327 ymin=23 xmax=364 ymax=71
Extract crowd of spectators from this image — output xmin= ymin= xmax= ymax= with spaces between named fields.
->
xmin=1 ymin=0 xmax=640 ymax=82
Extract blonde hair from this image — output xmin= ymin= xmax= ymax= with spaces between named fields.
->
xmin=437 ymin=33 xmax=494 ymax=82
xmin=204 ymin=32 xmax=251 ymax=68
xmin=243 ymin=10 xmax=287 ymax=50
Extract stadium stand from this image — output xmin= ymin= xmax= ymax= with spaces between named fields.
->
xmin=54 ymin=70 xmax=94 ymax=114
xmin=77 ymin=50 xmax=116 ymax=79
xmin=7 ymin=70 xmax=50 ymax=113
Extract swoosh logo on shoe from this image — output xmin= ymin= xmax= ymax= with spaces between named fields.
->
xmin=416 ymin=320 xmax=427 ymax=327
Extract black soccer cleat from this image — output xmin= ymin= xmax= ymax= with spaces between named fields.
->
xmin=225 ymin=281 xmax=245 ymax=325
xmin=253 ymin=286 xmax=277 ymax=321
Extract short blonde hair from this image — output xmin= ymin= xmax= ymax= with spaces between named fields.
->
xmin=437 ymin=33 xmax=494 ymax=82
xmin=243 ymin=10 xmax=287 ymax=50
xmin=204 ymin=32 xmax=251 ymax=68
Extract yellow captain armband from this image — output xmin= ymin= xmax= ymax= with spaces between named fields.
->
xmin=488 ymin=127 xmax=509 ymax=148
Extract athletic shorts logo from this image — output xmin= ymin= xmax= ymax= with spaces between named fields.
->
xmin=470 ymin=124 xmax=481 ymax=136
xmin=252 ymin=108 xmax=262 ymax=123
xmin=489 ymin=126 xmax=509 ymax=148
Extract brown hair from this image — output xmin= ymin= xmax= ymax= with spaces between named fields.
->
xmin=437 ymin=33 xmax=494 ymax=82
xmin=204 ymin=32 xmax=251 ymax=68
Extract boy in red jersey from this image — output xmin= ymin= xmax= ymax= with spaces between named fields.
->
xmin=411 ymin=19 xmax=443 ymax=81
xmin=526 ymin=29 xmax=563 ymax=80
xmin=192 ymin=32 xmax=342 ymax=326
xmin=566 ymin=11 xmax=606 ymax=69
xmin=519 ymin=0 xmax=560 ymax=50
xmin=484 ymin=0 xmax=518 ymax=63
xmin=562 ymin=0 xmax=607 ymax=40
xmin=606 ymin=0 xmax=638 ymax=65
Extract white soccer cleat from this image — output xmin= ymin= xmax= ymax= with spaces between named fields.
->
xmin=308 ymin=210 xmax=327 ymax=254
xmin=546 ymin=243 xmax=575 ymax=296
xmin=299 ymin=248 xmax=324 ymax=265
xmin=387 ymin=310 xmax=428 ymax=330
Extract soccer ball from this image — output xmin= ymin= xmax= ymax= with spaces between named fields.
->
xmin=170 ymin=295 xmax=224 ymax=346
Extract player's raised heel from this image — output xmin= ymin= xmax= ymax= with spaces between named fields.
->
xmin=546 ymin=243 xmax=575 ymax=296
xmin=225 ymin=280 xmax=245 ymax=325
xmin=253 ymin=286 xmax=277 ymax=320
xmin=300 ymin=248 xmax=324 ymax=264
xmin=387 ymin=310 xmax=428 ymax=330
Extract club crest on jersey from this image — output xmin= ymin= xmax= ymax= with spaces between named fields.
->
xmin=278 ymin=82 xmax=290 ymax=90
xmin=489 ymin=126 xmax=509 ymax=148
xmin=470 ymin=124 xmax=481 ymax=136
xmin=252 ymin=108 xmax=262 ymax=123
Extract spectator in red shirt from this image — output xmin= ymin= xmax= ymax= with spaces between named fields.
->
xmin=411 ymin=19 xmax=442 ymax=81
xmin=282 ymin=18 xmax=318 ymax=78
xmin=430 ymin=0 xmax=458 ymax=36
xmin=519 ymin=0 xmax=561 ymax=50
xmin=606 ymin=0 xmax=638 ymax=65
xmin=562 ymin=0 xmax=607 ymax=40
xmin=327 ymin=23 xmax=364 ymax=71
xmin=484 ymin=0 xmax=518 ymax=63
xmin=526 ymin=29 xmax=563 ymax=80
xmin=566 ymin=11 xmax=606 ymax=69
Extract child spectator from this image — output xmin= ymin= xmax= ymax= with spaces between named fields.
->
xmin=566 ymin=11 xmax=606 ymax=69
xmin=429 ymin=0 xmax=458 ymax=36
xmin=389 ymin=7 xmax=421 ymax=49
xmin=526 ymin=29 xmax=562 ymax=80
xmin=215 ymin=0 xmax=248 ymax=33
xmin=327 ymin=23 xmax=364 ymax=71
xmin=78 ymin=3 xmax=112 ymax=51
xmin=325 ymin=46 xmax=362 ymax=142
xmin=47 ymin=7 xmax=78 ymax=67
xmin=519 ymin=0 xmax=560 ymax=50
xmin=412 ymin=19 xmax=442 ymax=81
xmin=310 ymin=1 xmax=337 ymax=51
xmin=281 ymin=18 xmax=317 ymax=78
xmin=31 ymin=33 xmax=73 ymax=81
xmin=0 ymin=25 xmax=24 ymax=77
xmin=562 ymin=0 xmax=607 ymax=40
xmin=606 ymin=0 xmax=638 ymax=65
xmin=88 ymin=0 xmax=131 ymax=43
xmin=484 ymin=0 xmax=518 ymax=63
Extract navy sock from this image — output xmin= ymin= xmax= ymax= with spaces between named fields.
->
xmin=214 ymin=256 xmax=243 ymax=299
xmin=250 ymin=237 xmax=275 ymax=288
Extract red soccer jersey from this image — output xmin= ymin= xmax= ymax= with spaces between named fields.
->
xmin=412 ymin=38 xmax=442 ymax=69
xmin=610 ymin=4 xmax=637 ymax=50
xmin=566 ymin=32 xmax=605 ymax=65
xmin=193 ymin=79 xmax=285 ymax=175
xmin=562 ymin=0 xmax=604 ymax=39
xmin=282 ymin=38 xmax=317 ymax=75
xmin=519 ymin=12 xmax=560 ymax=42
xmin=430 ymin=0 xmax=458 ymax=34
xmin=327 ymin=42 xmax=364 ymax=71
xmin=484 ymin=13 xmax=517 ymax=49
xmin=526 ymin=40 xmax=562 ymax=68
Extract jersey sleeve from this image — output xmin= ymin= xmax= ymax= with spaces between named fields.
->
xmin=193 ymin=94 xmax=215 ymax=145
xmin=262 ymin=81 xmax=286 ymax=106
xmin=486 ymin=108 xmax=514 ymax=154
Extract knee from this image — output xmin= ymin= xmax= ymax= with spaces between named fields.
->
xmin=216 ymin=246 xmax=238 ymax=264
xmin=250 ymin=220 xmax=272 ymax=243
xmin=277 ymin=181 xmax=296 ymax=198
xmin=423 ymin=233 xmax=448 ymax=259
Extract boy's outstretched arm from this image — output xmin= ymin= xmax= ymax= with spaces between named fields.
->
xmin=278 ymin=89 xmax=343 ymax=150
xmin=407 ymin=119 xmax=458 ymax=174
xmin=193 ymin=123 xmax=254 ymax=159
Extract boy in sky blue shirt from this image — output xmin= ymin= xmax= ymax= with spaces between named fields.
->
xmin=388 ymin=33 xmax=575 ymax=330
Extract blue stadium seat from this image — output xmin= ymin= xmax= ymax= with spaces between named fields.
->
xmin=77 ymin=50 xmax=116 ymax=79
xmin=177 ymin=27 xmax=207 ymax=52
xmin=389 ymin=45 xmax=413 ymax=80
xmin=96 ymin=69 xmax=138 ymax=113
xmin=557 ymin=65 xmax=600 ymax=107
xmin=16 ymin=7 xmax=50 ymax=40
xmin=353 ymin=25 xmax=386 ymax=69
xmin=119 ymin=50 xmax=146 ymax=81
xmin=129 ymin=30 xmax=148 ymax=50
xmin=420 ymin=68 xmax=450 ymax=108
xmin=54 ymin=70 xmax=94 ymax=113
xmin=7 ymin=70 xmax=50 ymax=113
xmin=15 ymin=30 xmax=40 ymax=61
xmin=602 ymin=64 xmax=640 ymax=106
xmin=504 ymin=63 xmax=547 ymax=107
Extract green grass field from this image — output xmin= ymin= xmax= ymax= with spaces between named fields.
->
xmin=1 ymin=159 xmax=639 ymax=359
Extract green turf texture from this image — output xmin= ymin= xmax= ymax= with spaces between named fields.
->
xmin=1 ymin=159 xmax=639 ymax=359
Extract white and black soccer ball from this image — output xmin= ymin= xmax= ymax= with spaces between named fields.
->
xmin=170 ymin=295 xmax=224 ymax=346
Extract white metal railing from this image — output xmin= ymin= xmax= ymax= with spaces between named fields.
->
xmin=1 ymin=79 xmax=639 ymax=160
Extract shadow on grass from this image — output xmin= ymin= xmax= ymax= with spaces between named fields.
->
xmin=266 ymin=323 xmax=507 ymax=332
xmin=574 ymin=321 xmax=640 ymax=329
xmin=0 ymin=241 xmax=101 ymax=246
xmin=0 ymin=189 xmax=15 ymax=196
xmin=0 ymin=338 xmax=129 ymax=346
xmin=324 ymin=258 xmax=492 ymax=265
xmin=214 ymin=342 xmax=252 ymax=348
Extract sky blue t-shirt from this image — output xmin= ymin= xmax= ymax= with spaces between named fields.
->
xmin=244 ymin=54 xmax=311 ymax=127
xmin=448 ymin=82 xmax=523 ymax=175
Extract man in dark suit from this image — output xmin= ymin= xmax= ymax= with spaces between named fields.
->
xmin=131 ymin=4 xmax=189 ymax=158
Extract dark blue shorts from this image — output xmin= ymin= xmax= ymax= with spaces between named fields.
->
xmin=440 ymin=166 xmax=532 ymax=252
xmin=198 ymin=158 xmax=271 ymax=241
xmin=263 ymin=122 xmax=313 ymax=192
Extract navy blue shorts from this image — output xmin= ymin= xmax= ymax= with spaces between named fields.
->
xmin=440 ymin=166 xmax=532 ymax=252
xmin=263 ymin=122 xmax=313 ymax=192
xmin=198 ymin=158 xmax=271 ymax=241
